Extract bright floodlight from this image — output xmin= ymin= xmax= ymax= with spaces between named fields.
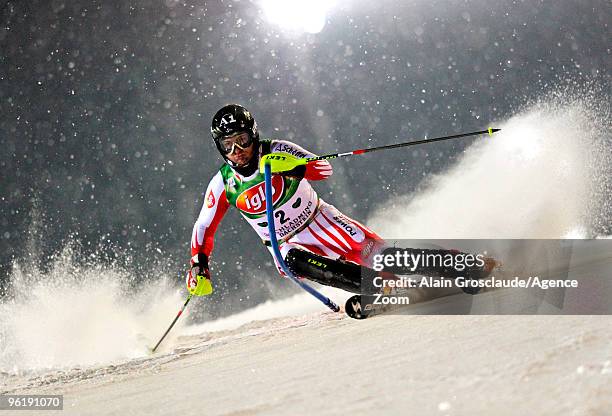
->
xmin=260 ymin=0 xmax=334 ymax=34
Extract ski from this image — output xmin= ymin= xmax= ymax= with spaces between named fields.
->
xmin=345 ymin=278 xmax=488 ymax=319
xmin=344 ymin=289 xmax=413 ymax=319
xmin=345 ymin=294 xmax=391 ymax=319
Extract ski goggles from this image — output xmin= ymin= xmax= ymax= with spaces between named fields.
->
xmin=218 ymin=132 xmax=253 ymax=155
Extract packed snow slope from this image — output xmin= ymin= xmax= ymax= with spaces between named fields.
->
xmin=2 ymin=311 xmax=612 ymax=416
xmin=1 ymin=99 xmax=611 ymax=415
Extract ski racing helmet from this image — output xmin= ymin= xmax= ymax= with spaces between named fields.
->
xmin=211 ymin=104 xmax=260 ymax=174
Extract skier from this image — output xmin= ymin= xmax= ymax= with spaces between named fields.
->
xmin=186 ymin=104 xmax=496 ymax=297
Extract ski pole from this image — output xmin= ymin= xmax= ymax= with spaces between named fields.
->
xmin=150 ymin=293 xmax=193 ymax=353
xmin=261 ymin=128 xmax=500 ymax=173
xmin=263 ymin=162 xmax=340 ymax=312
xmin=311 ymin=127 xmax=500 ymax=161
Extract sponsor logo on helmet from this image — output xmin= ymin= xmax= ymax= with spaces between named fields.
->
xmin=236 ymin=175 xmax=284 ymax=214
xmin=219 ymin=113 xmax=236 ymax=127
xmin=206 ymin=190 xmax=216 ymax=208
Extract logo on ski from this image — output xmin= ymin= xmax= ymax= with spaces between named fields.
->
xmin=219 ymin=113 xmax=236 ymax=127
xmin=236 ymin=175 xmax=285 ymax=214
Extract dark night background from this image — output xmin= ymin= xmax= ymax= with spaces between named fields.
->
xmin=0 ymin=0 xmax=609 ymax=314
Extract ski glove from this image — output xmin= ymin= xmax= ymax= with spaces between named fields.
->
xmin=187 ymin=253 xmax=213 ymax=296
